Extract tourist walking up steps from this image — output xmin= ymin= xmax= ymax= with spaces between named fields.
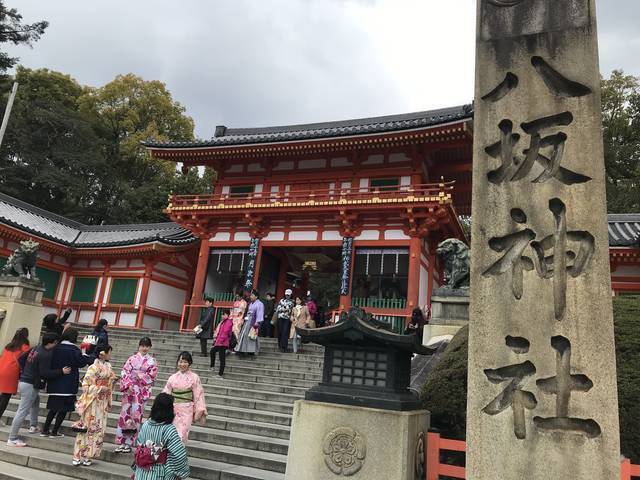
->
xmin=210 ymin=310 xmax=233 ymax=376
xmin=162 ymin=351 xmax=207 ymax=444
xmin=132 ymin=392 xmax=190 ymax=480
xmin=290 ymin=296 xmax=311 ymax=353
xmin=0 ymin=328 xmax=30 ymax=422
xmin=115 ymin=337 xmax=158 ymax=453
xmin=42 ymin=327 xmax=94 ymax=438
xmin=235 ymin=289 xmax=263 ymax=357
xmin=72 ymin=344 xmax=116 ymax=466
xmin=276 ymin=289 xmax=294 ymax=352
xmin=195 ymin=297 xmax=214 ymax=357
xmin=7 ymin=333 xmax=71 ymax=447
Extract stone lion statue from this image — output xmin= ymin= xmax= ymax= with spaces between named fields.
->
xmin=1 ymin=239 xmax=40 ymax=280
xmin=436 ymin=238 xmax=470 ymax=289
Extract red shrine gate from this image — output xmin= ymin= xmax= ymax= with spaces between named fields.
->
xmin=146 ymin=106 xmax=474 ymax=329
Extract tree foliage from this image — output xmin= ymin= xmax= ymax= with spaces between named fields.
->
xmin=602 ymin=71 xmax=640 ymax=213
xmin=0 ymin=1 xmax=47 ymax=74
xmin=0 ymin=69 xmax=213 ymax=224
xmin=420 ymin=297 xmax=640 ymax=462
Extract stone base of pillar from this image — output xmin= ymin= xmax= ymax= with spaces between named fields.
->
xmin=285 ymin=400 xmax=429 ymax=480
xmin=0 ymin=277 xmax=45 ymax=348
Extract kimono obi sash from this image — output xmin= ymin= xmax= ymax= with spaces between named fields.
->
xmin=134 ymin=441 xmax=168 ymax=470
xmin=172 ymin=388 xmax=193 ymax=403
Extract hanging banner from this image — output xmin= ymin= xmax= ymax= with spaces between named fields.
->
xmin=244 ymin=237 xmax=260 ymax=290
xmin=340 ymin=237 xmax=354 ymax=296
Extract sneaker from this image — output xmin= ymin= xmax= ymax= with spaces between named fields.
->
xmin=72 ymin=459 xmax=82 ymax=466
xmin=39 ymin=431 xmax=49 ymax=437
xmin=49 ymin=432 xmax=65 ymax=438
xmin=82 ymin=459 xmax=92 ymax=466
xmin=28 ymin=426 xmax=40 ymax=434
xmin=7 ymin=439 xmax=27 ymax=447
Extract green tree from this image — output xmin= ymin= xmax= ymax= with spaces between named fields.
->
xmin=0 ymin=1 xmax=47 ymax=74
xmin=601 ymin=70 xmax=640 ymax=213
xmin=0 ymin=67 xmax=105 ymax=222
xmin=77 ymin=73 xmax=206 ymax=224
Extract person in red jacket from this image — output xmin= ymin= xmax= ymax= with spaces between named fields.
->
xmin=0 ymin=328 xmax=30 ymax=421
xmin=210 ymin=310 xmax=233 ymax=377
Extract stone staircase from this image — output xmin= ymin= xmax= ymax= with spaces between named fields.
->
xmin=0 ymin=326 xmax=324 ymax=479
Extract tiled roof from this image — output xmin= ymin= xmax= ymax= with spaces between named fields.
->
xmin=0 ymin=192 xmax=196 ymax=248
xmin=608 ymin=214 xmax=640 ymax=247
xmin=143 ymin=104 xmax=474 ymax=149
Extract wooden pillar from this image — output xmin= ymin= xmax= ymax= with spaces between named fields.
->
xmin=426 ymin=237 xmax=438 ymax=307
xmin=406 ymin=235 xmax=421 ymax=310
xmin=276 ymin=256 xmax=288 ymax=300
xmin=188 ymin=240 xmax=210 ymax=329
xmin=135 ymin=260 xmax=153 ymax=329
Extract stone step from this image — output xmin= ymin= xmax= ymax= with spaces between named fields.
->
xmin=0 ymin=440 xmax=285 ymax=480
xmin=0 ymin=426 xmax=287 ymax=474
xmin=0 ymin=460 xmax=75 ymax=480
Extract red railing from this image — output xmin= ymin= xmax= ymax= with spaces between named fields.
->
xmin=167 ymin=182 xmax=454 ymax=210
xmin=425 ymin=433 xmax=639 ymax=479
xmin=426 ymin=432 xmax=466 ymax=480
xmin=621 ymin=458 xmax=640 ymax=480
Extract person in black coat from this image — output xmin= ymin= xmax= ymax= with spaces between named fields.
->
xmin=42 ymin=308 xmax=73 ymax=340
xmin=42 ymin=328 xmax=94 ymax=437
xmin=88 ymin=318 xmax=109 ymax=354
xmin=196 ymin=297 xmax=214 ymax=357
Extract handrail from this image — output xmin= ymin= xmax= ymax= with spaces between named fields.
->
xmin=167 ymin=182 xmax=455 ymax=210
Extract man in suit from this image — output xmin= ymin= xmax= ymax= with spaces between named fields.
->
xmin=196 ymin=297 xmax=215 ymax=357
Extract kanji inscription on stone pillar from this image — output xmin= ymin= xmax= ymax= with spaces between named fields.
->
xmin=467 ymin=1 xmax=620 ymax=479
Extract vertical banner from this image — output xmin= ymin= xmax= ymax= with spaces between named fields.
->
xmin=244 ymin=238 xmax=260 ymax=290
xmin=467 ymin=1 xmax=620 ymax=479
xmin=340 ymin=237 xmax=354 ymax=296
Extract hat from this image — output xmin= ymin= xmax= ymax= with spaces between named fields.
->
xmin=285 ymin=289 xmax=293 ymax=296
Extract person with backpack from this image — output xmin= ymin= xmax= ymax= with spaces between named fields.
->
xmin=0 ymin=328 xmax=30 ymax=422
xmin=41 ymin=328 xmax=94 ymax=438
xmin=6 ymin=333 xmax=71 ymax=447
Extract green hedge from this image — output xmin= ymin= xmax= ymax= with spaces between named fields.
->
xmin=420 ymin=296 xmax=640 ymax=462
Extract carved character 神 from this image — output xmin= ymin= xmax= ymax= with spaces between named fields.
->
xmin=1 ymin=239 xmax=40 ymax=280
xmin=436 ymin=239 xmax=470 ymax=289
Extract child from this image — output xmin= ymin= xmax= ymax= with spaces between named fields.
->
xmin=162 ymin=351 xmax=207 ymax=444
xmin=72 ymin=344 xmax=116 ymax=466
xmin=210 ymin=310 xmax=233 ymax=377
xmin=115 ymin=337 xmax=158 ymax=453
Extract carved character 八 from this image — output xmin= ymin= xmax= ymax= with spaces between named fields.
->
xmin=436 ymin=239 xmax=471 ymax=289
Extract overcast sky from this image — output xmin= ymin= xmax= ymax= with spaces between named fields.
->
xmin=6 ymin=0 xmax=640 ymax=139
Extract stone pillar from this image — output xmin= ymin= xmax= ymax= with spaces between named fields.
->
xmin=338 ymin=236 xmax=354 ymax=311
xmin=0 ymin=278 xmax=45 ymax=348
xmin=468 ymin=2 xmax=620 ymax=479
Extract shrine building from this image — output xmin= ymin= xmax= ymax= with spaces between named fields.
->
xmin=0 ymin=104 xmax=638 ymax=331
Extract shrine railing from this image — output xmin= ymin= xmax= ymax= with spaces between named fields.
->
xmin=424 ymin=433 xmax=639 ymax=480
xmin=352 ymin=297 xmax=407 ymax=309
xmin=167 ymin=182 xmax=455 ymax=212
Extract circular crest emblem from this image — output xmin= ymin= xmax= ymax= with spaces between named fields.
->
xmin=322 ymin=427 xmax=366 ymax=476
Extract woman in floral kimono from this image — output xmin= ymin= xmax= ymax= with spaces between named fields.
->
xmin=231 ymin=292 xmax=247 ymax=342
xmin=72 ymin=344 xmax=116 ymax=467
xmin=162 ymin=351 xmax=207 ymax=444
xmin=115 ymin=337 xmax=158 ymax=453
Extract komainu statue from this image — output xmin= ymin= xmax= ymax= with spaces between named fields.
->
xmin=1 ymin=239 xmax=40 ymax=281
xmin=436 ymin=238 xmax=470 ymax=289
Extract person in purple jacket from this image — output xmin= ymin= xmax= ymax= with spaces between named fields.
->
xmin=235 ymin=289 xmax=263 ymax=358
xmin=210 ymin=310 xmax=233 ymax=377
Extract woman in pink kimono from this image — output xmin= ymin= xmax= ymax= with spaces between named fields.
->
xmin=231 ymin=292 xmax=247 ymax=341
xmin=162 ymin=351 xmax=207 ymax=444
xmin=115 ymin=337 xmax=158 ymax=453
xmin=72 ymin=344 xmax=117 ymax=467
